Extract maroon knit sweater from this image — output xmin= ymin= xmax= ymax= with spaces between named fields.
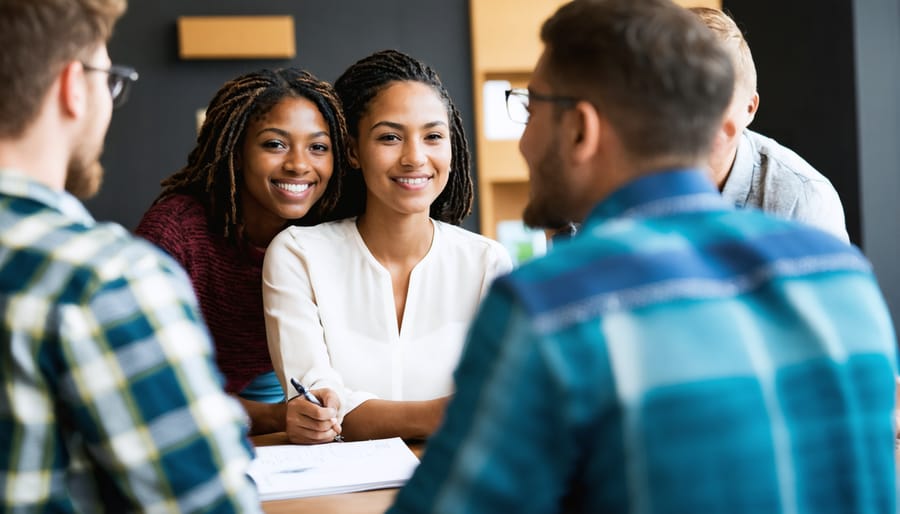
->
xmin=135 ymin=194 xmax=271 ymax=394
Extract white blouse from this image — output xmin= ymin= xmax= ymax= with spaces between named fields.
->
xmin=262 ymin=218 xmax=512 ymax=418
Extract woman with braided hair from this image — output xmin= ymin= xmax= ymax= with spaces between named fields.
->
xmin=136 ymin=67 xmax=348 ymax=435
xmin=263 ymin=50 xmax=512 ymax=444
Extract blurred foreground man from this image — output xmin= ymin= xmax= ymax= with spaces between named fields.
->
xmin=388 ymin=1 xmax=897 ymax=513
xmin=0 ymin=1 xmax=260 ymax=511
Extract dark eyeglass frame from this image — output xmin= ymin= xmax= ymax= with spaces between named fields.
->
xmin=504 ymin=88 xmax=579 ymax=124
xmin=81 ymin=63 xmax=139 ymax=108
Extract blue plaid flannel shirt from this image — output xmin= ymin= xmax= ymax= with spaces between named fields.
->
xmin=0 ymin=171 xmax=260 ymax=512
xmin=390 ymin=169 xmax=897 ymax=514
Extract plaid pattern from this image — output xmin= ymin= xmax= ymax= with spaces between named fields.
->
xmin=390 ymin=170 xmax=897 ymax=514
xmin=0 ymin=171 xmax=260 ymax=512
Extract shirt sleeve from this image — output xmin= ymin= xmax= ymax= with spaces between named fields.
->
xmin=792 ymin=178 xmax=851 ymax=243
xmin=481 ymin=241 xmax=514 ymax=297
xmin=388 ymin=282 xmax=577 ymax=514
xmin=262 ymin=229 xmax=361 ymax=417
xmin=56 ymin=241 xmax=260 ymax=512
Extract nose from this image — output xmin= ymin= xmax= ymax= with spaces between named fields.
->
xmin=284 ymin=149 xmax=310 ymax=174
xmin=400 ymin=140 xmax=427 ymax=168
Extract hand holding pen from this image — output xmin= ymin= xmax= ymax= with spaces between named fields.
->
xmin=287 ymin=377 xmax=344 ymax=444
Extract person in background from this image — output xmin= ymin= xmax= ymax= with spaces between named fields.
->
xmin=388 ymin=1 xmax=897 ymax=513
xmin=135 ymin=68 xmax=348 ymax=435
xmin=263 ymin=49 xmax=512 ymax=444
xmin=0 ymin=0 xmax=259 ymax=511
xmin=693 ymin=7 xmax=849 ymax=241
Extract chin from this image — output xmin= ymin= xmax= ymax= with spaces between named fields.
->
xmin=280 ymin=205 xmax=316 ymax=222
xmin=65 ymin=161 xmax=104 ymax=200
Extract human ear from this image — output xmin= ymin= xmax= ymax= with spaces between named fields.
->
xmin=59 ymin=61 xmax=88 ymax=119
xmin=746 ymin=92 xmax=760 ymax=125
xmin=569 ymin=101 xmax=601 ymax=165
xmin=722 ymin=115 xmax=739 ymax=140
xmin=347 ymin=137 xmax=361 ymax=169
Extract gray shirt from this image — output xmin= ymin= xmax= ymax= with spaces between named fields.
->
xmin=721 ymin=129 xmax=849 ymax=242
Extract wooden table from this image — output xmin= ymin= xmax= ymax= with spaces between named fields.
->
xmin=250 ymin=432 xmax=424 ymax=514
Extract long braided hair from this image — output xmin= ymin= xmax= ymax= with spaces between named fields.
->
xmin=153 ymin=68 xmax=348 ymax=242
xmin=332 ymin=49 xmax=473 ymax=225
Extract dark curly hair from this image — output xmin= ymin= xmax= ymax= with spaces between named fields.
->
xmin=153 ymin=67 xmax=348 ymax=242
xmin=333 ymin=49 xmax=473 ymax=225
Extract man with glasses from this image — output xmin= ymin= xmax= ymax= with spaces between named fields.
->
xmin=0 ymin=1 xmax=260 ymax=511
xmin=389 ymin=1 xmax=896 ymax=513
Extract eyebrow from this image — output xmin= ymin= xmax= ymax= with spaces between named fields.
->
xmin=370 ymin=120 xmax=449 ymax=131
xmin=255 ymin=128 xmax=330 ymax=139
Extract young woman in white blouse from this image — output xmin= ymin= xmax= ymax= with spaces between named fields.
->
xmin=262 ymin=50 xmax=513 ymax=444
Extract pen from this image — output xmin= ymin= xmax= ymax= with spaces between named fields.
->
xmin=290 ymin=377 xmax=323 ymax=406
xmin=290 ymin=377 xmax=344 ymax=442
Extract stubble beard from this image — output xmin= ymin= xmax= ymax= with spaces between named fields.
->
xmin=65 ymin=150 xmax=104 ymax=200
xmin=522 ymin=142 xmax=574 ymax=231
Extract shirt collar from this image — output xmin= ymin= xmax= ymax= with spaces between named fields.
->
xmin=0 ymin=169 xmax=96 ymax=226
xmin=583 ymin=168 xmax=730 ymax=231
xmin=720 ymin=130 xmax=754 ymax=208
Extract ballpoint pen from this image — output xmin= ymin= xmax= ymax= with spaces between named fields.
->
xmin=290 ymin=377 xmax=323 ymax=406
xmin=290 ymin=377 xmax=344 ymax=442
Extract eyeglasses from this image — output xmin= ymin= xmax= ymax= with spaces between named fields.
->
xmin=81 ymin=63 xmax=139 ymax=108
xmin=504 ymin=88 xmax=578 ymax=124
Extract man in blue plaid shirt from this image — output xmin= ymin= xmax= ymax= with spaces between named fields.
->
xmin=0 ymin=1 xmax=259 ymax=511
xmin=389 ymin=1 xmax=898 ymax=513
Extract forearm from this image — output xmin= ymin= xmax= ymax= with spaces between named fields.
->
xmin=236 ymin=396 xmax=286 ymax=435
xmin=341 ymin=397 xmax=450 ymax=441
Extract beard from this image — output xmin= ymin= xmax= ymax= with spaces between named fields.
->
xmin=65 ymin=152 xmax=104 ymax=200
xmin=522 ymin=139 xmax=577 ymax=231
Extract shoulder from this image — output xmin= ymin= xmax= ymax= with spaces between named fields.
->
xmin=136 ymin=194 xmax=208 ymax=241
xmin=434 ymin=221 xmax=510 ymax=260
xmin=140 ymin=193 xmax=205 ymax=222
xmin=496 ymin=211 xmax=866 ymax=319
xmin=744 ymin=130 xmax=846 ymax=237
xmin=272 ymin=218 xmax=355 ymax=249
xmin=745 ymin=129 xmax=831 ymax=186
xmin=267 ymin=219 xmax=357 ymax=267
xmin=37 ymin=220 xmax=194 ymax=306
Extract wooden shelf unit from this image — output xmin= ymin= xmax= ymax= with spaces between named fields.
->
xmin=469 ymin=0 xmax=564 ymax=239
xmin=468 ymin=0 xmax=721 ymax=239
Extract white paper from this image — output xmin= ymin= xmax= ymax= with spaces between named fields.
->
xmin=248 ymin=437 xmax=420 ymax=501
xmin=483 ymin=80 xmax=525 ymax=140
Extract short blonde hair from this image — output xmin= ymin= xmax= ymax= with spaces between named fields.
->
xmin=690 ymin=7 xmax=757 ymax=96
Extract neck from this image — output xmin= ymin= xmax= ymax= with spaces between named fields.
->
xmin=601 ymin=153 xmax=704 ymax=202
xmin=239 ymin=188 xmax=288 ymax=248
xmin=356 ymin=209 xmax=434 ymax=265
xmin=0 ymin=120 xmax=70 ymax=191
xmin=709 ymin=145 xmax=738 ymax=191
xmin=241 ymin=218 xmax=284 ymax=249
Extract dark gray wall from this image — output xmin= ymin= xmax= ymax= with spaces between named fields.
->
xmin=853 ymin=0 xmax=900 ymax=333
xmin=721 ymin=0 xmax=861 ymax=245
xmin=92 ymin=0 xmax=478 ymax=231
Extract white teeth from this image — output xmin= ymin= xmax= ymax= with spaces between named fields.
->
xmin=275 ymin=182 xmax=311 ymax=193
xmin=396 ymin=177 xmax=429 ymax=185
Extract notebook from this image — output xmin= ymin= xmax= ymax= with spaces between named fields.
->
xmin=248 ymin=437 xmax=420 ymax=501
